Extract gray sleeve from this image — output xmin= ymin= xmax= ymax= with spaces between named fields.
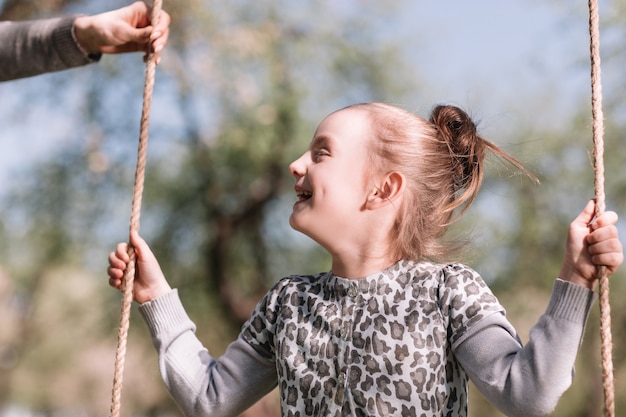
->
xmin=0 ymin=16 xmax=98 ymax=81
xmin=453 ymin=279 xmax=595 ymax=417
xmin=139 ymin=289 xmax=278 ymax=417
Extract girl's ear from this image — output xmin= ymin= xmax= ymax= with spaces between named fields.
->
xmin=366 ymin=171 xmax=405 ymax=210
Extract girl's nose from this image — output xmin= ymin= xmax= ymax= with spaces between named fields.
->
xmin=289 ymin=152 xmax=309 ymax=178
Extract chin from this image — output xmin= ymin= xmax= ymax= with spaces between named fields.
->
xmin=288 ymin=214 xmax=301 ymax=231
xmin=289 ymin=215 xmax=312 ymax=238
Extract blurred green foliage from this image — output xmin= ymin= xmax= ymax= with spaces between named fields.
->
xmin=0 ymin=1 xmax=625 ymax=416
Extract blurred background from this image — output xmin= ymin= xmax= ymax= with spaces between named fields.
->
xmin=0 ymin=0 xmax=625 ymax=416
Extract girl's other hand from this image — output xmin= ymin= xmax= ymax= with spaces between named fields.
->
xmin=559 ymin=200 xmax=623 ymax=289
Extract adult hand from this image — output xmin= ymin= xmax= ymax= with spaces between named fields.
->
xmin=559 ymin=200 xmax=623 ymax=289
xmin=73 ymin=1 xmax=170 ymax=63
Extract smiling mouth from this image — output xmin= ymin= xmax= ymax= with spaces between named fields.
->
xmin=296 ymin=190 xmax=312 ymax=201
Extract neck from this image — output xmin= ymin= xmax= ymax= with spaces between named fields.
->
xmin=325 ymin=224 xmax=400 ymax=280
xmin=330 ymin=249 xmax=399 ymax=279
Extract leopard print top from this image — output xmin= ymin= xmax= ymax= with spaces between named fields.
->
xmin=241 ymin=260 xmax=504 ymax=417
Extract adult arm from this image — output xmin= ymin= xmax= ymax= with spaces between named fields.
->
xmin=139 ymin=289 xmax=278 ymax=417
xmin=0 ymin=2 xmax=170 ymax=81
xmin=0 ymin=16 xmax=93 ymax=81
xmin=454 ymin=279 xmax=595 ymax=417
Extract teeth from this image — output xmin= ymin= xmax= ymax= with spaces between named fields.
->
xmin=296 ymin=190 xmax=312 ymax=200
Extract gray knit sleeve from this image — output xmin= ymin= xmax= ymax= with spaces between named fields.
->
xmin=453 ymin=279 xmax=595 ymax=417
xmin=0 ymin=16 xmax=98 ymax=81
xmin=139 ymin=289 xmax=278 ymax=417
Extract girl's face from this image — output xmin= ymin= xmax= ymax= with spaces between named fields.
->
xmin=289 ymin=108 xmax=375 ymax=250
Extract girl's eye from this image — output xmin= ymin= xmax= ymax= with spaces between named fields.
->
xmin=313 ymin=149 xmax=329 ymax=161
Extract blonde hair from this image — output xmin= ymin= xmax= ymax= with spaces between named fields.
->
xmin=346 ymin=102 xmax=534 ymax=262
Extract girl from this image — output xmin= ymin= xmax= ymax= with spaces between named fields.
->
xmin=108 ymin=103 xmax=623 ymax=417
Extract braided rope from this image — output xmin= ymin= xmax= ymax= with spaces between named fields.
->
xmin=109 ymin=1 xmax=162 ymax=416
xmin=588 ymin=1 xmax=614 ymax=416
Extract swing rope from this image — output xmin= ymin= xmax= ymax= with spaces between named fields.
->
xmin=588 ymin=1 xmax=614 ymax=416
xmin=109 ymin=1 xmax=162 ymax=416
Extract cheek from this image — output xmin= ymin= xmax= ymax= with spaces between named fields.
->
xmin=314 ymin=187 xmax=368 ymax=216
xmin=312 ymin=164 xmax=370 ymax=208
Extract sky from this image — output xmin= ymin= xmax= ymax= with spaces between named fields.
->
xmin=404 ymin=2 xmax=592 ymax=121
xmin=0 ymin=1 xmax=606 ymax=188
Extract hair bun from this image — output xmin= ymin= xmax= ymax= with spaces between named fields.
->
xmin=430 ymin=105 xmax=482 ymax=192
